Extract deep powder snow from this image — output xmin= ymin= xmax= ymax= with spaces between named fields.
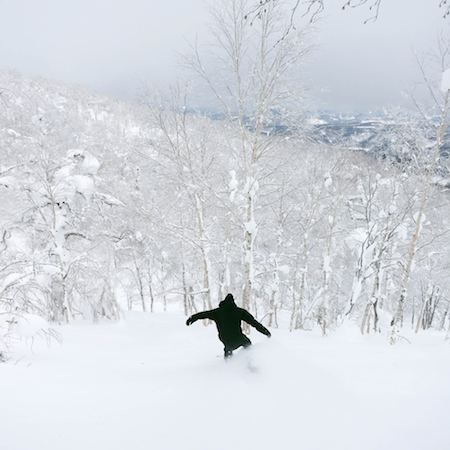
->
xmin=1 ymin=311 xmax=449 ymax=450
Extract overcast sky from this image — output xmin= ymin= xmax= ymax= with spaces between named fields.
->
xmin=0 ymin=0 xmax=446 ymax=112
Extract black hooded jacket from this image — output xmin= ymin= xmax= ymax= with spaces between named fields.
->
xmin=186 ymin=294 xmax=271 ymax=351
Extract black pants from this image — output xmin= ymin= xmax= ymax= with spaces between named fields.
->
xmin=223 ymin=336 xmax=251 ymax=358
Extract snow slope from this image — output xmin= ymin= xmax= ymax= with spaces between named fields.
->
xmin=1 ymin=312 xmax=449 ymax=450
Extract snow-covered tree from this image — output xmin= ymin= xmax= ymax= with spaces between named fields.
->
xmin=183 ymin=0 xmax=312 ymax=320
xmin=392 ymin=35 xmax=450 ymax=340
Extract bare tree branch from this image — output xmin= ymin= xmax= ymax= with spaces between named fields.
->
xmin=250 ymin=0 xmax=450 ymax=26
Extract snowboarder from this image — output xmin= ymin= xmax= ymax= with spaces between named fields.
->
xmin=185 ymin=293 xmax=271 ymax=358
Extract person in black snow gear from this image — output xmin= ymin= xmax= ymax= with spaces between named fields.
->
xmin=186 ymin=293 xmax=271 ymax=358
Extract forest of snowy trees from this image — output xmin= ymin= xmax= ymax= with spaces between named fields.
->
xmin=1 ymin=0 xmax=450 ymax=358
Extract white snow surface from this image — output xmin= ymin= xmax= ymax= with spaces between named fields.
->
xmin=1 ymin=311 xmax=449 ymax=450
xmin=14 ymin=314 xmax=50 ymax=339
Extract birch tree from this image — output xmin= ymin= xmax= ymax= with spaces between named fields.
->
xmin=144 ymin=86 xmax=227 ymax=312
xmin=185 ymin=0 xmax=312 ymax=318
xmin=392 ymin=36 xmax=450 ymax=339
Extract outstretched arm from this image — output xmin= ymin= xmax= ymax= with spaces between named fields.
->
xmin=186 ymin=310 xmax=215 ymax=326
xmin=241 ymin=310 xmax=271 ymax=337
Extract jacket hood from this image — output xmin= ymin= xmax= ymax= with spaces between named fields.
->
xmin=219 ymin=294 xmax=237 ymax=310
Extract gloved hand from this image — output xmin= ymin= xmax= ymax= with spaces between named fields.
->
xmin=186 ymin=317 xmax=193 ymax=326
